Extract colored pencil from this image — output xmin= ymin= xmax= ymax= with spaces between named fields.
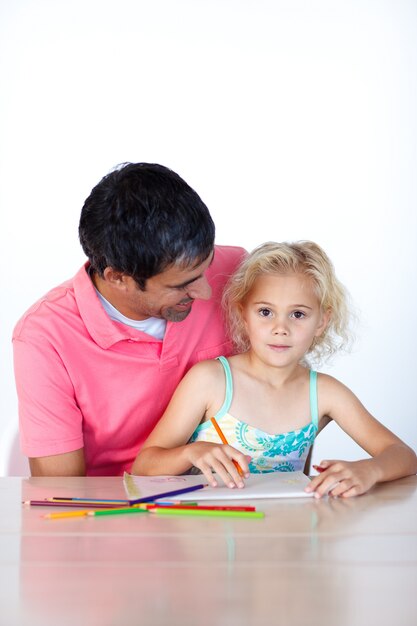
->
xmin=26 ymin=500 xmax=199 ymax=512
xmin=49 ymin=497 xmax=130 ymax=503
xmin=210 ymin=417 xmax=244 ymax=477
xmin=48 ymin=498 xmax=197 ymax=507
xmin=23 ymin=500 xmax=128 ymax=509
xmin=87 ymin=507 xmax=149 ymax=517
xmin=43 ymin=510 xmax=92 ymax=520
xmin=128 ymin=483 xmax=207 ymax=505
xmin=149 ymin=504 xmax=256 ymax=512
xmin=152 ymin=508 xmax=264 ymax=519
xmin=45 ymin=507 xmax=151 ymax=519
xmin=154 ymin=500 xmax=198 ymax=506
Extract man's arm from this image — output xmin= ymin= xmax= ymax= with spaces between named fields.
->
xmin=29 ymin=448 xmax=86 ymax=477
xmin=13 ymin=335 xmax=85 ymax=477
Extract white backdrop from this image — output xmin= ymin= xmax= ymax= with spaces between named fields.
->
xmin=1 ymin=0 xmax=416 ymax=474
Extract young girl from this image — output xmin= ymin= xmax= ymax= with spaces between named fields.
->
xmin=133 ymin=241 xmax=417 ymax=497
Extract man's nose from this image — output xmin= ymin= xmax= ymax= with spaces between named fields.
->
xmin=187 ymin=276 xmax=212 ymax=301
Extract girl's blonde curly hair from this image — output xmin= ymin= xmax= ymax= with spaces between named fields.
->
xmin=222 ymin=241 xmax=353 ymax=365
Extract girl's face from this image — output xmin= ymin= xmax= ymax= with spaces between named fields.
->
xmin=241 ymin=272 xmax=330 ymax=367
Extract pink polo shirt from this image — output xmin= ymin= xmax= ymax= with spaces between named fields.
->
xmin=13 ymin=245 xmax=246 ymax=476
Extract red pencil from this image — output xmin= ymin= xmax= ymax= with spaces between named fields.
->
xmin=148 ymin=504 xmax=256 ymax=512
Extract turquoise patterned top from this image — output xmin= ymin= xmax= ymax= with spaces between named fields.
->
xmin=189 ymin=356 xmax=318 ymax=473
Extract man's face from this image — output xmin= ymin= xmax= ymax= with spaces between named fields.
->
xmin=112 ymin=251 xmax=214 ymax=322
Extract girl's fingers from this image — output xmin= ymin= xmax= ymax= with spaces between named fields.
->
xmin=306 ymin=460 xmax=373 ymax=498
xmin=221 ymin=446 xmax=248 ymax=484
xmin=341 ymin=485 xmax=360 ymax=498
xmin=200 ymin=455 xmax=242 ymax=488
xmin=215 ymin=450 xmax=247 ymax=487
xmin=193 ymin=444 xmax=248 ymax=488
xmin=319 ymin=459 xmax=336 ymax=467
xmin=314 ymin=481 xmax=341 ymax=498
xmin=311 ymin=471 xmax=345 ymax=497
xmin=226 ymin=447 xmax=250 ymax=473
xmin=218 ymin=456 xmax=245 ymax=488
xmin=198 ymin=462 xmax=218 ymax=487
xmin=305 ymin=472 xmax=329 ymax=492
xmin=211 ymin=460 xmax=240 ymax=488
xmin=230 ymin=459 xmax=249 ymax=481
xmin=328 ymin=479 xmax=354 ymax=497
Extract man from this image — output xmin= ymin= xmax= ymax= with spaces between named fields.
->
xmin=13 ymin=163 xmax=245 ymax=476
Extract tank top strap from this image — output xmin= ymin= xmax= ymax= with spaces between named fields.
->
xmin=215 ymin=356 xmax=234 ymax=417
xmin=309 ymin=369 xmax=319 ymax=430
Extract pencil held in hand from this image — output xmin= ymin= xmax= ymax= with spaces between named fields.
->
xmin=210 ymin=416 xmax=244 ymax=477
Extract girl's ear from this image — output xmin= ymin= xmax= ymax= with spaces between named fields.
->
xmin=239 ymin=303 xmax=251 ymax=347
xmin=315 ymin=308 xmax=331 ymax=337
xmin=238 ymin=302 xmax=247 ymax=327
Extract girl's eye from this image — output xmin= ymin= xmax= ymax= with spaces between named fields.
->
xmin=258 ymin=308 xmax=272 ymax=317
xmin=292 ymin=310 xmax=306 ymax=319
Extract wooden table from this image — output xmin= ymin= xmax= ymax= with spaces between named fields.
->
xmin=1 ymin=475 xmax=416 ymax=626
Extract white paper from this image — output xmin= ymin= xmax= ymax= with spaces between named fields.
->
xmin=123 ymin=471 xmax=313 ymax=501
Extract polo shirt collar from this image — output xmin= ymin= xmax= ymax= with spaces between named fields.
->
xmin=73 ymin=263 xmax=162 ymax=349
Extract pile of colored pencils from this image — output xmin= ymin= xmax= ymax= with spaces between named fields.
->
xmin=22 ymin=483 xmax=264 ymax=519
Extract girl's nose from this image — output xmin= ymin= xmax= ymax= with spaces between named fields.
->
xmin=272 ymin=317 xmax=289 ymax=335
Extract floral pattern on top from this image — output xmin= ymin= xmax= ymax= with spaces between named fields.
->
xmin=189 ymin=415 xmax=317 ymax=474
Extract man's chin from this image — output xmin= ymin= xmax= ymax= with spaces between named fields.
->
xmin=163 ymin=305 xmax=193 ymax=322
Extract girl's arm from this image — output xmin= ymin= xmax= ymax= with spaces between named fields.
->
xmin=306 ymin=374 xmax=417 ymax=498
xmin=131 ymin=360 xmax=250 ymax=487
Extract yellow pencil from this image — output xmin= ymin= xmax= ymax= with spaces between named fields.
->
xmin=210 ymin=416 xmax=244 ymax=477
xmin=42 ymin=505 xmax=158 ymax=518
xmin=43 ymin=510 xmax=92 ymax=519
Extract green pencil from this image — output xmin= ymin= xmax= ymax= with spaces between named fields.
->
xmin=152 ymin=508 xmax=264 ymax=519
xmin=87 ymin=507 xmax=149 ymax=517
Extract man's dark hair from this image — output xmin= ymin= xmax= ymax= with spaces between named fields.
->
xmin=79 ymin=163 xmax=215 ymax=289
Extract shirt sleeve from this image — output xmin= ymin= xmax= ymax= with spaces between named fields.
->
xmin=13 ymin=335 xmax=84 ymax=457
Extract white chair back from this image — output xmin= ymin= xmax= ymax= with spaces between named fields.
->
xmin=0 ymin=419 xmax=29 ymax=476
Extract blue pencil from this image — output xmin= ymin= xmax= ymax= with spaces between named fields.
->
xmin=129 ymin=483 xmax=207 ymax=505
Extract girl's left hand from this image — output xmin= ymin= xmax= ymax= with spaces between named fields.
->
xmin=305 ymin=459 xmax=381 ymax=498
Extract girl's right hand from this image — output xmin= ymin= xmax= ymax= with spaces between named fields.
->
xmin=186 ymin=442 xmax=251 ymax=488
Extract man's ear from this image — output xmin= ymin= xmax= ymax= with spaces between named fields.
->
xmin=102 ymin=267 xmax=129 ymax=288
xmin=315 ymin=309 xmax=331 ymax=337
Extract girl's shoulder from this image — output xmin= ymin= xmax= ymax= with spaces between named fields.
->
xmin=316 ymin=371 xmax=350 ymax=390
xmin=315 ymin=371 xmax=358 ymax=405
xmin=185 ymin=357 xmax=228 ymax=386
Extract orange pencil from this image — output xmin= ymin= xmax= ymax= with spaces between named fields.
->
xmin=210 ymin=416 xmax=244 ymax=477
